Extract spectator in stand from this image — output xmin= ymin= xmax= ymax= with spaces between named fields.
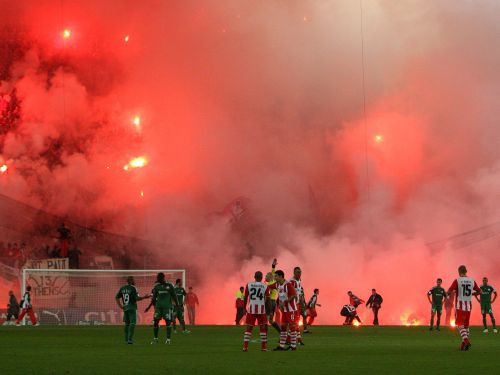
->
xmin=19 ymin=242 xmax=28 ymax=263
xmin=57 ymin=222 xmax=71 ymax=258
xmin=5 ymin=243 xmax=14 ymax=266
xmin=44 ymin=245 xmax=51 ymax=258
xmin=119 ymin=246 xmax=131 ymax=269
xmin=186 ymin=287 xmax=199 ymax=325
xmin=11 ymin=243 xmax=21 ymax=268
xmin=68 ymin=246 xmax=82 ymax=269
xmin=235 ymin=286 xmax=246 ymax=325
xmin=50 ymin=245 xmax=60 ymax=258
xmin=7 ymin=290 xmax=20 ymax=322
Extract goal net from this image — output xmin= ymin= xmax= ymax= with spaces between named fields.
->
xmin=20 ymin=269 xmax=185 ymax=325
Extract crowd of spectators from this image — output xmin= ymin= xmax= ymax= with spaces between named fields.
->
xmin=0 ymin=223 xmax=84 ymax=269
xmin=0 ymin=223 xmax=159 ymax=271
xmin=0 ymin=242 xmax=28 ymax=268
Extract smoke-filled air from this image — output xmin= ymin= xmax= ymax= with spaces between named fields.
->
xmin=1 ymin=0 xmax=499 ymax=324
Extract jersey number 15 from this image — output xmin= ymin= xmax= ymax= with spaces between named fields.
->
xmin=461 ymin=284 xmax=472 ymax=297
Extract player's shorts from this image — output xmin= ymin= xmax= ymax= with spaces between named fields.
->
xmin=123 ymin=309 xmax=137 ymax=325
xmin=431 ymin=304 xmax=443 ymax=314
xmin=455 ymin=309 xmax=471 ymax=327
xmin=154 ymin=307 xmax=172 ymax=321
xmin=245 ymin=313 xmax=268 ymax=326
xmin=280 ymin=311 xmax=297 ymax=325
xmin=481 ymin=303 xmax=493 ymax=315
xmin=173 ymin=305 xmax=185 ymax=320
xmin=266 ymin=300 xmax=277 ymax=317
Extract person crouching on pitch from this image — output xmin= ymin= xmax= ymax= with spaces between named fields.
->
xmin=340 ymin=304 xmax=360 ymax=325
xmin=16 ymin=286 xmax=38 ymax=326
xmin=272 ymin=270 xmax=299 ymax=351
xmin=242 ymin=271 xmax=271 ymax=352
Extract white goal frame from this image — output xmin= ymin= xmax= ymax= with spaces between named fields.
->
xmin=20 ymin=269 xmax=186 ymax=325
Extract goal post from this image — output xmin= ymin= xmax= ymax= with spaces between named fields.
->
xmin=20 ymin=269 xmax=186 ymax=325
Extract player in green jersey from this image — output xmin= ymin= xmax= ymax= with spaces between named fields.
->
xmin=145 ymin=272 xmax=179 ymax=344
xmin=427 ymin=278 xmax=447 ymax=331
xmin=475 ymin=277 xmax=497 ymax=333
xmin=115 ymin=276 xmax=151 ymax=344
xmin=172 ymin=278 xmax=190 ymax=334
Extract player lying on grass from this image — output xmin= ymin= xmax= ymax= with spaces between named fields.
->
xmin=475 ymin=277 xmax=497 ymax=333
xmin=145 ymin=272 xmax=179 ymax=344
xmin=115 ymin=276 xmax=151 ymax=344
xmin=427 ymin=278 xmax=447 ymax=331
xmin=447 ymin=265 xmax=481 ymax=351
xmin=173 ymin=278 xmax=191 ymax=334
xmin=242 ymin=271 xmax=271 ymax=352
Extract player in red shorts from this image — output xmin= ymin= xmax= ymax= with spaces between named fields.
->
xmin=306 ymin=289 xmax=321 ymax=326
xmin=272 ymin=269 xmax=298 ymax=351
xmin=447 ymin=265 xmax=481 ymax=351
xmin=242 ymin=271 xmax=271 ymax=352
xmin=16 ymin=286 xmax=38 ymax=326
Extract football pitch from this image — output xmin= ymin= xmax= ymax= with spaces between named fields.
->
xmin=1 ymin=325 xmax=498 ymax=374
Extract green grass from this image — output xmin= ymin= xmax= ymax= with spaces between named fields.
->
xmin=1 ymin=325 xmax=498 ymax=374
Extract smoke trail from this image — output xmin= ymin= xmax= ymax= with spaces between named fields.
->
xmin=0 ymin=0 xmax=499 ymax=323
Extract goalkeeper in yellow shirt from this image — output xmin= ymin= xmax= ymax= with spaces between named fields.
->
xmin=265 ymin=258 xmax=281 ymax=333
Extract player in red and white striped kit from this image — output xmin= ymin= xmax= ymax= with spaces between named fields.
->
xmin=242 ymin=271 xmax=271 ymax=352
xmin=447 ymin=265 xmax=481 ymax=351
xmin=15 ymin=286 xmax=38 ymax=326
xmin=273 ymin=269 xmax=298 ymax=351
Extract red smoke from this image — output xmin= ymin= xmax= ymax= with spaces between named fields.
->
xmin=1 ymin=1 xmax=499 ymax=324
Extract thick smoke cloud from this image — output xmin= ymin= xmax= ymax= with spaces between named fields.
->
xmin=1 ymin=0 xmax=499 ymax=323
